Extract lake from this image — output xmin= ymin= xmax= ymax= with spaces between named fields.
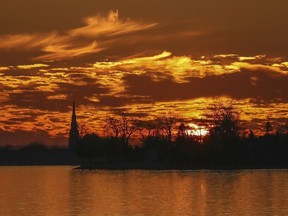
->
xmin=1 ymin=167 xmax=288 ymax=216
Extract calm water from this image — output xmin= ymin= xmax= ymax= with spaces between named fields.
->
xmin=1 ymin=167 xmax=288 ymax=216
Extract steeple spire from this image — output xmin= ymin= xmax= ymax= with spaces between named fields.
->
xmin=72 ymin=101 xmax=76 ymax=117
xmin=69 ymin=101 xmax=80 ymax=151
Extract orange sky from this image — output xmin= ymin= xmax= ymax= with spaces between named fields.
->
xmin=0 ymin=0 xmax=287 ymax=146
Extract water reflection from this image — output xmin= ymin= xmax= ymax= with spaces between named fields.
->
xmin=1 ymin=167 xmax=288 ymax=216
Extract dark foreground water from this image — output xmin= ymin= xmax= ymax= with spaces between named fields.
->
xmin=1 ymin=167 xmax=288 ymax=216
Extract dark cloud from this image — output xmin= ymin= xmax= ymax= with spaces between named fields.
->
xmin=56 ymin=82 xmax=110 ymax=103
xmin=68 ymin=73 xmax=97 ymax=84
xmin=2 ymin=81 xmax=111 ymax=112
xmin=97 ymin=95 xmax=153 ymax=107
xmin=1 ymin=68 xmax=44 ymax=77
xmin=7 ymin=117 xmax=38 ymax=123
xmin=4 ymin=91 xmax=68 ymax=112
xmin=123 ymin=70 xmax=288 ymax=104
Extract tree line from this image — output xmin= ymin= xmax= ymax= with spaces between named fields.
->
xmin=75 ymin=103 xmax=288 ymax=169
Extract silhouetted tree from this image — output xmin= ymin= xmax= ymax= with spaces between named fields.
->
xmin=276 ymin=121 xmax=288 ymax=136
xmin=106 ymin=116 xmax=121 ymax=139
xmin=248 ymin=130 xmax=255 ymax=141
xmin=203 ymin=101 xmax=247 ymax=166
xmin=178 ymin=122 xmax=188 ymax=138
xmin=208 ymin=102 xmax=240 ymax=139
xmin=136 ymin=119 xmax=159 ymax=142
xmin=265 ymin=121 xmax=273 ymax=135
xmin=106 ymin=112 xmax=138 ymax=146
xmin=78 ymin=121 xmax=90 ymax=139
xmin=158 ymin=112 xmax=177 ymax=141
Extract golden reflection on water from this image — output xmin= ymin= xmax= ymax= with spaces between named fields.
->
xmin=1 ymin=167 xmax=288 ymax=216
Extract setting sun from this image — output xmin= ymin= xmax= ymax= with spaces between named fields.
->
xmin=187 ymin=123 xmax=209 ymax=137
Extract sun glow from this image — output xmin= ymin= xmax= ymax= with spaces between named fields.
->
xmin=187 ymin=123 xmax=209 ymax=137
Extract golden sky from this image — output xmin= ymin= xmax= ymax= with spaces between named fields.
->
xmin=0 ymin=0 xmax=287 ymax=145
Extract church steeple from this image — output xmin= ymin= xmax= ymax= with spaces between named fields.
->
xmin=69 ymin=101 xmax=80 ymax=151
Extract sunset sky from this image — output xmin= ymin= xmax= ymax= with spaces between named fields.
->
xmin=0 ymin=0 xmax=287 ymax=146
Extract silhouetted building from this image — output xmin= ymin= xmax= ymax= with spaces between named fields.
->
xmin=69 ymin=101 xmax=80 ymax=152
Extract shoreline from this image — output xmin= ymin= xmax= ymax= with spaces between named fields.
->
xmin=75 ymin=162 xmax=288 ymax=171
xmin=1 ymin=162 xmax=288 ymax=171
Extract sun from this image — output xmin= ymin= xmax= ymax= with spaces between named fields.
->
xmin=187 ymin=123 xmax=209 ymax=137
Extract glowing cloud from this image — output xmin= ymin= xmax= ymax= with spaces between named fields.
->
xmin=231 ymin=62 xmax=287 ymax=75
xmin=69 ymin=10 xmax=158 ymax=38
xmin=0 ymin=32 xmax=58 ymax=50
xmin=214 ymin=54 xmax=238 ymax=58
xmin=0 ymin=67 xmax=10 ymax=71
xmin=238 ymin=55 xmax=266 ymax=61
xmin=93 ymin=51 xmax=240 ymax=83
xmin=0 ymin=11 xmax=157 ymax=61
xmin=17 ymin=64 xmax=49 ymax=70
xmin=34 ymin=41 xmax=102 ymax=61
xmin=93 ymin=51 xmax=288 ymax=87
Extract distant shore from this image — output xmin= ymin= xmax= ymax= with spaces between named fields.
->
xmin=76 ymin=162 xmax=288 ymax=171
xmin=1 ymin=161 xmax=288 ymax=170
xmin=0 ymin=162 xmax=79 ymax=166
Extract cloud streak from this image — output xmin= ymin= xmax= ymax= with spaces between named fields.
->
xmin=69 ymin=10 xmax=157 ymax=38
xmin=0 ymin=32 xmax=58 ymax=50
xmin=16 ymin=64 xmax=49 ymax=70
xmin=0 ymin=11 xmax=157 ymax=62
xmin=0 ymin=66 xmax=10 ymax=71
xmin=34 ymin=41 xmax=102 ymax=61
